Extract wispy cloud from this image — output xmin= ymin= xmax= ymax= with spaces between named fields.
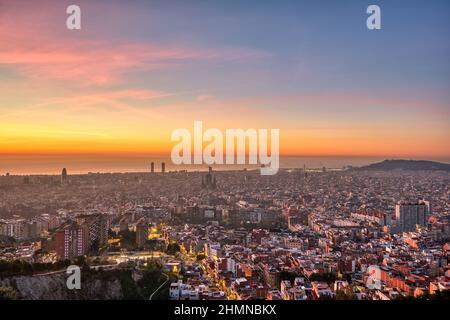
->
xmin=0 ymin=39 xmax=266 ymax=86
xmin=0 ymin=1 xmax=268 ymax=86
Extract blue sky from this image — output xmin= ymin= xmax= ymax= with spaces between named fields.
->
xmin=0 ymin=0 xmax=449 ymax=157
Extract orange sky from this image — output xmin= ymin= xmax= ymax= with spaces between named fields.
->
xmin=0 ymin=1 xmax=449 ymax=160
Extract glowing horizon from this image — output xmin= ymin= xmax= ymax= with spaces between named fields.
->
xmin=1 ymin=0 xmax=449 ymax=160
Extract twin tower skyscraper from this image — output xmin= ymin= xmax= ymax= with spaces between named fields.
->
xmin=150 ymin=162 xmax=165 ymax=173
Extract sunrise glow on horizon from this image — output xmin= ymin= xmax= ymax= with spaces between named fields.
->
xmin=1 ymin=0 xmax=449 ymax=161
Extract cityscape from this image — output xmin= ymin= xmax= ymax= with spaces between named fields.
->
xmin=0 ymin=161 xmax=449 ymax=300
xmin=0 ymin=0 xmax=449 ymax=307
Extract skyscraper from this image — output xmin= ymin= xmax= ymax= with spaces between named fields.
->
xmin=55 ymin=222 xmax=88 ymax=259
xmin=395 ymin=200 xmax=430 ymax=232
xmin=202 ymin=166 xmax=217 ymax=189
xmin=151 ymin=162 xmax=155 ymax=173
xmin=76 ymin=214 xmax=109 ymax=251
xmin=161 ymin=162 xmax=166 ymax=173
xmin=61 ymin=168 xmax=67 ymax=184
xmin=136 ymin=221 xmax=148 ymax=248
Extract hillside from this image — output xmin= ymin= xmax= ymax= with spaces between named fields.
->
xmin=355 ymin=160 xmax=450 ymax=171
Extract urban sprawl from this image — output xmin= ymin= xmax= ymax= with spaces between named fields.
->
xmin=0 ymin=164 xmax=449 ymax=300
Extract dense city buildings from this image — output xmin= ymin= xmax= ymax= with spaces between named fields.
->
xmin=55 ymin=222 xmax=88 ymax=259
xmin=395 ymin=200 xmax=430 ymax=232
xmin=0 ymin=165 xmax=449 ymax=300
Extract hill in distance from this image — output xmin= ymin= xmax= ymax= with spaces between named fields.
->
xmin=354 ymin=159 xmax=450 ymax=172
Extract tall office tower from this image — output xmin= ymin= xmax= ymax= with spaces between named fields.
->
xmin=150 ymin=162 xmax=155 ymax=173
xmin=395 ymin=200 xmax=430 ymax=232
xmin=4 ymin=219 xmax=27 ymax=241
xmin=202 ymin=166 xmax=216 ymax=189
xmin=136 ymin=221 xmax=148 ymax=247
xmin=76 ymin=214 xmax=109 ymax=251
xmin=161 ymin=162 xmax=166 ymax=173
xmin=55 ymin=222 xmax=88 ymax=259
xmin=61 ymin=168 xmax=67 ymax=184
xmin=420 ymin=199 xmax=431 ymax=218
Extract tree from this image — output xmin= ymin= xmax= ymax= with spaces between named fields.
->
xmin=74 ymin=256 xmax=87 ymax=267
xmin=119 ymin=270 xmax=142 ymax=300
xmin=336 ymin=286 xmax=358 ymax=300
xmin=166 ymin=243 xmax=180 ymax=255
xmin=119 ymin=229 xmax=136 ymax=247
xmin=309 ymin=272 xmax=337 ymax=284
xmin=0 ymin=287 xmax=17 ymax=300
xmin=397 ymin=290 xmax=450 ymax=300
xmin=279 ymin=271 xmax=298 ymax=284
xmin=89 ymin=238 xmax=100 ymax=254
xmin=196 ymin=253 xmax=206 ymax=261
xmin=138 ymin=261 xmax=165 ymax=298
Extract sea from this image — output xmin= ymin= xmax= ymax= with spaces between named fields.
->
xmin=1 ymin=155 xmax=449 ymax=175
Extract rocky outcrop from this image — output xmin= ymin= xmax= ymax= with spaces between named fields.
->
xmin=0 ymin=270 xmax=124 ymax=300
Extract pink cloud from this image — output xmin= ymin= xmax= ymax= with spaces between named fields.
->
xmin=17 ymin=89 xmax=173 ymax=118
xmin=0 ymin=1 xmax=267 ymax=86
xmin=0 ymin=39 xmax=252 ymax=85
